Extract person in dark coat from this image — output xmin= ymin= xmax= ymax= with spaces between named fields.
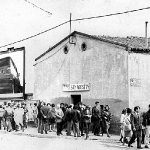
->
xmin=100 ymin=105 xmax=105 ymax=136
xmin=128 ymin=106 xmax=143 ymax=149
xmin=92 ymin=101 xmax=100 ymax=136
xmin=40 ymin=102 xmax=50 ymax=134
xmin=143 ymin=104 xmax=150 ymax=148
xmin=103 ymin=105 xmax=112 ymax=137
xmin=65 ymin=105 xmax=73 ymax=136
xmin=72 ymin=105 xmax=81 ymax=137
xmin=37 ymin=101 xmax=43 ymax=133
xmin=83 ymin=105 xmax=92 ymax=139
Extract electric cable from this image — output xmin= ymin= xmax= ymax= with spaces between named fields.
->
xmin=72 ymin=6 xmax=150 ymax=21
xmin=1 ymin=6 xmax=150 ymax=49
xmin=34 ymin=41 xmax=69 ymax=66
xmin=0 ymin=20 xmax=69 ymax=49
xmin=25 ymin=0 xmax=52 ymax=15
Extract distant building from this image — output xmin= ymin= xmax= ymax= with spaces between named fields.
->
xmin=24 ymin=93 xmax=33 ymax=100
xmin=34 ymin=31 xmax=150 ymax=134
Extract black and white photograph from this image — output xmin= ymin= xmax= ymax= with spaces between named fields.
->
xmin=1 ymin=0 xmax=150 ymax=150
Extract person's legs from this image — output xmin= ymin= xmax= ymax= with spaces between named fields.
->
xmin=80 ymin=122 xmax=85 ymax=136
xmin=73 ymin=122 xmax=77 ymax=137
xmin=128 ymin=130 xmax=137 ymax=147
xmin=0 ymin=117 xmax=2 ymax=130
xmin=19 ymin=123 xmax=24 ymax=132
xmin=76 ymin=122 xmax=80 ymax=137
xmin=44 ymin=119 xmax=48 ymax=134
xmin=2 ymin=118 xmax=6 ymax=130
xmin=67 ymin=121 xmax=72 ymax=135
xmin=94 ymin=120 xmax=100 ymax=135
xmin=38 ymin=118 xmax=42 ymax=133
xmin=41 ymin=119 xmax=44 ymax=134
xmin=106 ymin=122 xmax=110 ymax=137
xmin=84 ymin=122 xmax=88 ymax=139
xmin=8 ymin=118 xmax=12 ymax=132
xmin=145 ymin=126 xmax=150 ymax=147
xmin=57 ymin=122 xmax=61 ymax=135
xmin=137 ymin=130 xmax=142 ymax=148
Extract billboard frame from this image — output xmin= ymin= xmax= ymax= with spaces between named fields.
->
xmin=0 ymin=47 xmax=25 ymax=100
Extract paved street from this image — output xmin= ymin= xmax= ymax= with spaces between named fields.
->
xmin=0 ymin=133 xmax=131 ymax=150
xmin=0 ymin=125 xmax=148 ymax=150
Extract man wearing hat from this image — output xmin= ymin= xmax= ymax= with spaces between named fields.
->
xmin=92 ymin=101 xmax=101 ymax=136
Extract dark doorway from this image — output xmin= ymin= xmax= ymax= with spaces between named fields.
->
xmin=71 ymin=95 xmax=81 ymax=105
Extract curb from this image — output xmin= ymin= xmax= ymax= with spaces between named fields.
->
xmin=0 ymin=130 xmax=119 ymax=142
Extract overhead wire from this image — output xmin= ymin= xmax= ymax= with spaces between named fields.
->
xmin=0 ymin=20 xmax=70 ymax=49
xmin=72 ymin=6 xmax=150 ymax=21
xmin=25 ymin=0 xmax=52 ymax=15
xmin=33 ymin=41 xmax=69 ymax=66
xmin=0 ymin=6 xmax=150 ymax=49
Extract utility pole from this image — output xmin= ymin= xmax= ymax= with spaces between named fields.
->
xmin=70 ymin=13 xmax=72 ymax=34
xmin=69 ymin=13 xmax=75 ymax=44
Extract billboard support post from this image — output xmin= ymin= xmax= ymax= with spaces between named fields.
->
xmin=23 ymin=47 xmax=25 ymax=100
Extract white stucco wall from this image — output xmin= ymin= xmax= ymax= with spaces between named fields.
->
xmin=129 ymin=52 xmax=150 ymax=112
xmin=34 ymin=34 xmax=128 ymax=112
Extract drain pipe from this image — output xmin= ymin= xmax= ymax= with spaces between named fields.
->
xmin=145 ymin=21 xmax=148 ymax=48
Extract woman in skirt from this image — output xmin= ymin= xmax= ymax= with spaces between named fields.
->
xmin=123 ymin=108 xmax=132 ymax=145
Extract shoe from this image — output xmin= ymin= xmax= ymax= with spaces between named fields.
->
xmin=85 ymin=135 xmax=89 ymax=140
xmin=96 ymin=134 xmax=101 ymax=136
xmin=81 ymin=134 xmax=85 ymax=136
xmin=66 ymin=134 xmax=71 ymax=136
xmin=145 ymin=145 xmax=149 ymax=148
xmin=137 ymin=147 xmax=143 ymax=149
xmin=128 ymin=144 xmax=133 ymax=147
xmin=119 ymin=138 xmax=123 ymax=143
xmin=74 ymin=135 xmax=77 ymax=137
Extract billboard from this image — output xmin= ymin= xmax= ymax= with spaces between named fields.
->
xmin=0 ymin=47 xmax=25 ymax=99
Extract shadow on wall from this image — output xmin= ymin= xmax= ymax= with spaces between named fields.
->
xmin=50 ymin=97 xmax=128 ymax=135
xmin=84 ymin=98 xmax=128 ymax=135
xmin=50 ymin=97 xmax=71 ymax=105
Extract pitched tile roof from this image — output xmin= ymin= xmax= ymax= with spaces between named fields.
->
xmin=97 ymin=35 xmax=150 ymax=49
xmin=35 ymin=31 xmax=150 ymax=61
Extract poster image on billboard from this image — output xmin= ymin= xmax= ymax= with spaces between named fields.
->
xmin=0 ymin=47 xmax=25 ymax=99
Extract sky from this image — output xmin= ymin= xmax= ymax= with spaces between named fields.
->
xmin=0 ymin=0 xmax=150 ymax=94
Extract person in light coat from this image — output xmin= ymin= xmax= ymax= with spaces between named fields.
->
xmin=55 ymin=104 xmax=64 ymax=136
xmin=14 ymin=104 xmax=24 ymax=131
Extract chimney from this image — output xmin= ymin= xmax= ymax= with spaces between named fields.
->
xmin=145 ymin=21 xmax=148 ymax=48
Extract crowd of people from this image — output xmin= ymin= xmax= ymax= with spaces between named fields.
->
xmin=0 ymin=101 xmax=112 ymax=140
xmin=120 ymin=105 xmax=150 ymax=149
xmin=1 ymin=100 xmax=150 ymax=148
xmin=36 ymin=101 xmax=112 ymax=140
xmin=0 ymin=102 xmax=28 ymax=132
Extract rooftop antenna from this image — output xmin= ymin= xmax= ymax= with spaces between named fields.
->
xmin=69 ymin=13 xmax=75 ymax=44
xmin=145 ymin=21 xmax=148 ymax=48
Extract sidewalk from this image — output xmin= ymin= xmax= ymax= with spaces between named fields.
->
xmin=0 ymin=125 xmax=120 ymax=142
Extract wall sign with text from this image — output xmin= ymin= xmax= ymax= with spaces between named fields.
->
xmin=63 ymin=83 xmax=90 ymax=92
xmin=130 ymin=78 xmax=141 ymax=87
